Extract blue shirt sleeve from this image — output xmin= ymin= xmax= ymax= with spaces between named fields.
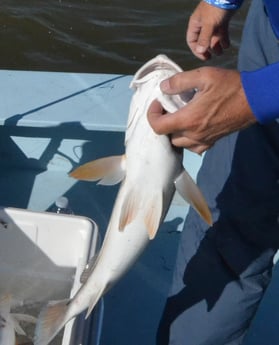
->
xmin=203 ymin=0 xmax=244 ymax=10
xmin=241 ymin=62 xmax=279 ymax=123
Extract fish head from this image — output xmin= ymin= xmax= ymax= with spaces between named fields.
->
xmin=130 ymin=54 xmax=195 ymax=112
xmin=125 ymin=55 xmax=195 ymax=144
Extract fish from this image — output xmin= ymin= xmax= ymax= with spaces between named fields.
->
xmin=34 ymin=54 xmax=212 ymax=345
xmin=0 ymin=294 xmax=36 ymax=345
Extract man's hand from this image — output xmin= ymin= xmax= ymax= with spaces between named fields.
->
xmin=147 ymin=67 xmax=257 ymax=154
xmin=187 ymin=1 xmax=234 ymax=60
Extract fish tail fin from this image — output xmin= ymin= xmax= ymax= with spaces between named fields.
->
xmin=34 ymin=299 xmax=71 ymax=345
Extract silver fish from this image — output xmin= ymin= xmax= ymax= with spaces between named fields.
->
xmin=34 ymin=54 xmax=212 ymax=345
xmin=0 ymin=294 xmax=36 ymax=345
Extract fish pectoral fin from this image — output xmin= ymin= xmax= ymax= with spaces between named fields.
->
xmin=175 ymin=170 xmax=212 ymax=226
xmin=69 ymin=155 xmax=126 ymax=185
xmin=144 ymin=192 xmax=163 ymax=240
xmin=119 ymin=189 xmax=140 ymax=231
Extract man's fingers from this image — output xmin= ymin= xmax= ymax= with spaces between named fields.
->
xmin=186 ymin=18 xmax=208 ymax=60
xmin=148 ymin=101 xmax=211 ymax=154
xmin=147 ymin=100 xmax=183 ymax=135
xmin=220 ymin=36 xmax=230 ymax=50
xmin=147 ymin=100 xmax=172 ymax=134
xmin=210 ymin=41 xmax=223 ymax=56
xmin=160 ymin=70 xmax=201 ymax=95
xmin=195 ymin=23 xmax=214 ymax=55
xmin=171 ymin=135 xmax=210 ymax=154
xmin=186 ymin=18 xmax=201 ymax=47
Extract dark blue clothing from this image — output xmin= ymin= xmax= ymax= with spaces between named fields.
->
xmin=204 ymin=0 xmax=279 ymax=39
xmin=240 ymin=0 xmax=279 ymax=124
xmin=241 ymin=63 xmax=279 ymax=124
xmin=263 ymin=0 xmax=279 ymax=38
xmin=204 ymin=0 xmax=279 ymax=123
xmin=157 ymin=0 xmax=279 ymax=344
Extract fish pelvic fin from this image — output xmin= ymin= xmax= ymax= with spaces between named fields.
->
xmin=69 ymin=155 xmax=126 ymax=186
xmin=34 ymin=299 xmax=71 ymax=345
xmin=144 ymin=192 xmax=163 ymax=240
xmin=119 ymin=188 xmax=163 ymax=239
xmin=175 ymin=170 xmax=213 ymax=226
xmin=119 ymin=189 xmax=139 ymax=231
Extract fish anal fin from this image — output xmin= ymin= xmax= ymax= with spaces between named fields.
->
xmin=69 ymin=155 xmax=126 ymax=185
xmin=119 ymin=190 xmax=139 ymax=231
xmin=175 ymin=170 xmax=212 ymax=226
xmin=85 ymin=289 xmax=105 ymax=320
xmin=144 ymin=193 xmax=163 ymax=240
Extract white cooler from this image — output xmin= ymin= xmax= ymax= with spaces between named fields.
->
xmin=0 ymin=207 xmax=103 ymax=345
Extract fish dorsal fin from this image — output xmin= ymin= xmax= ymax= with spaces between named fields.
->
xmin=144 ymin=192 xmax=163 ymax=240
xmin=119 ymin=189 xmax=139 ymax=231
xmin=175 ymin=170 xmax=212 ymax=226
xmin=69 ymin=155 xmax=126 ymax=186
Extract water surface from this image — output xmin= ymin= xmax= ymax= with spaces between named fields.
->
xmin=0 ymin=1 xmax=250 ymax=74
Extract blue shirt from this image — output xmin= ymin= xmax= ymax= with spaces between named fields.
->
xmin=203 ymin=0 xmax=279 ymax=123
xmin=203 ymin=0 xmax=244 ymax=10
